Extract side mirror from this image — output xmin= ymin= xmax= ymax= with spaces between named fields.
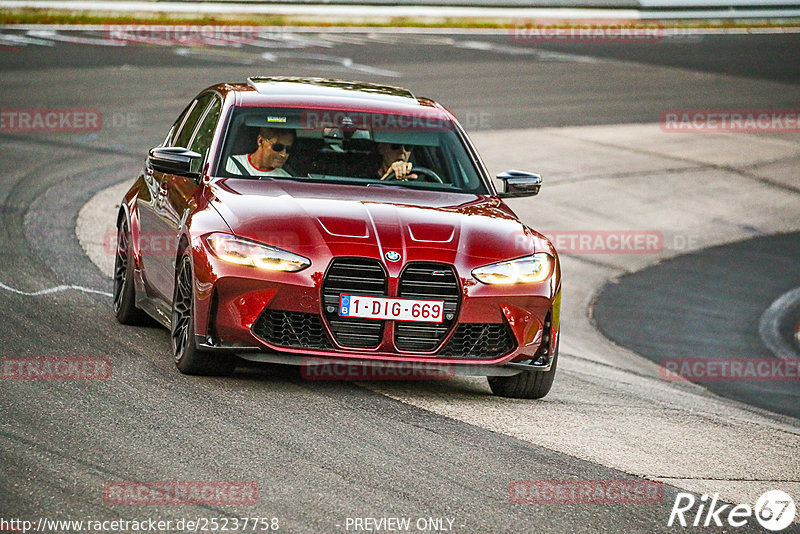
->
xmin=496 ymin=170 xmax=542 ymax=198
xmin=148 ymin=147 xmax=202 ymax=177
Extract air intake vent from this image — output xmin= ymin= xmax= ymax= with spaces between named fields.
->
xmin=395 ymin=263 xmax=460 ymax=352
xmin=251 ymin=310 xmax=333 ymax=350
xmin=321 ymin=258 xmax=387 ymax=349
xmin=439 ymin=322 xmax=516 ymax=359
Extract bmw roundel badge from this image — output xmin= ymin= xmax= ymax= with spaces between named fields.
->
xmin=385 ymin=251 xmax=401 ymax=262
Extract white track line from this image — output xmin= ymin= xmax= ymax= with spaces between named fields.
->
xmin=0 ymin=31 xmax=53 ymax=46
xmin=26 ymin=29 xmax=126 ymax=46
xmin=0 ymin=281 xmax=112 ymax=298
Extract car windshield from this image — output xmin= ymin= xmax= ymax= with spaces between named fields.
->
xmin=216 ymin=107 xmax=489 ymax=194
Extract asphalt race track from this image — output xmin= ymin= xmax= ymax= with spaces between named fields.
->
xmin=594 ymin=231 xmax=800 ymax=419
xmin=1 ymin=29 xmax=799 ymax=533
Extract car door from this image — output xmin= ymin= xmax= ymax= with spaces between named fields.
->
xmin=140 ymin=93 xmax=214 ymax=305
xmin=137 ymin=98 xmax=196 ymax=301
xmin=154 ymin=94 xmax=223 ymax=304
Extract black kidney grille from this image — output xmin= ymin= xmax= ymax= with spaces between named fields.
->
xmin=439 ymin=322 xmax=516 ymax=359
xmin=251 ymin=309 xmax=333 ymax=350
xmin=395 ymin=263 xmax=460 ymax=352
xmin=322 ymin=258 xmax=387 ymax=349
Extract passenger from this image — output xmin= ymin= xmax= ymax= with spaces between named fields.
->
xmin=227 ymin=127 xmax=294 ymax=177
xmin=376 ymin=142 xmax=418 ymax=181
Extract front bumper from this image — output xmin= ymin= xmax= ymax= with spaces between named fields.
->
xmin=192 ymin=336 xmax=554 ymax=376
xmin=191 ymin=249 xmax=560 ymax=373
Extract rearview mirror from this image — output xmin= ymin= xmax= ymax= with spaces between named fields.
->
xmin=148 ymin=147 xmax=202 ymax=177
xmin=497 ymin=170 xmax=542 ymax=198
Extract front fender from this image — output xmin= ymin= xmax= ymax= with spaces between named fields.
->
xmin=184 ymin=190 xmax=234 ymax=338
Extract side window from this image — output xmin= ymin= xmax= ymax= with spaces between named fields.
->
xmin=188 ymin=97 xmax=222 ymax=160
xmin=173 ymin=93 xmax=213 ymax=148
xmin=164 ymin=101 xmax=195 ymax=147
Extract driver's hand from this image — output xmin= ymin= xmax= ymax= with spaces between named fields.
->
xmin=381 ymin=160 xmax=418 ymax=181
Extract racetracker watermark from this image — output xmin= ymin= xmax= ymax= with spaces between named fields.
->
xmin=509 ymin=480 xmax=663 ymax=504
xmin=517 ymin=231 xmax=663 ymax=254
xmin=106 ymin=111 xmax=138 ymax=129
xmin=1 ymin=516 xmax=279 ymax=533
xmin=301 ymin=358 xmax=455 ymax=381
xmin=509 ymin=19 xmax=664 ymax=43
xmin=1 ymin=357 xmax=111 ymax=381
xmin=104 ymin=25 xmax=263 ymax=45
xmin=0 ymin=109 xmax=101 ymax=132
xmin=461 ymin=111 xmax=492 ymax=130
xmin=300 ymin=111 xmax=454 ymax=133
xmin=105 ymin=230 xmax=299 ymax=255
xmin=661 ymin=110 xmax=800 ymax=133
xmin=660 ymin=358 xmax=800 ymax=382
xmin=104 ymin=481 xmax=259 ymax=505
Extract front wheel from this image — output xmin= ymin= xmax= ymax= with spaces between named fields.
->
xmin=171 ymin=254 xmax=236 ymax=376
xmin=488 ymin=342 xmax=559 ymax=399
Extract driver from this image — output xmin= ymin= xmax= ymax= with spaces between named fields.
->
xmin=377 ymin=142 xmax=418 ymax=181
xmin=227 ymin=127 xmax=294 ymax=177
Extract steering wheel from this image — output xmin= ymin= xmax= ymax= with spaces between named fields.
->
xmin=384 ymin=166 xmax=444 ymax=184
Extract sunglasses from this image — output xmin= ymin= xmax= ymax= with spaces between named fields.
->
xmin=390 ymin=144 xmax=411 ymax=151
xmin=265 ymin=139 xmax=292 ymax=153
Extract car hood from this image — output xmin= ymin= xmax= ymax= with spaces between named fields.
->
xmin=205 ymin=178 xmax=552 ymax=266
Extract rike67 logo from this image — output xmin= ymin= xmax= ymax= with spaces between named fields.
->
xmin=668 ymin=490 xmax=796 ymax=531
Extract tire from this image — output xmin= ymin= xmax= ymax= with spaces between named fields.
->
xmin=171 ymin=254 xmax=236 ymax=376
xmin=487 ymin=341 xmax=559 ymax=399
xmin=113 ymin=218 xmax=150 ymax=325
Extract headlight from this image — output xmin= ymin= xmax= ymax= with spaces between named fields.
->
xmin=472 ymin=253 xmax=552 ymax=284
xmin=204 ymin=233 xmax=310 ymax=272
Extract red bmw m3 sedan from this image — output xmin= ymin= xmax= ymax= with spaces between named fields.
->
xmin=113 ymin=77 xmax=561 ymax=398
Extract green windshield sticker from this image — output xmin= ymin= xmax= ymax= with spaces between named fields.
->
xmin=267 ymin=116 xmax=287 ymax=123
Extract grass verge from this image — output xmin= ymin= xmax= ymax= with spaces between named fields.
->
xmin=1 ymin=8 xmax=799 ymax=28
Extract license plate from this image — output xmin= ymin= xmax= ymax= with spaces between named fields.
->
xmin=339 ymin=294 xmax=445 ymax=323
